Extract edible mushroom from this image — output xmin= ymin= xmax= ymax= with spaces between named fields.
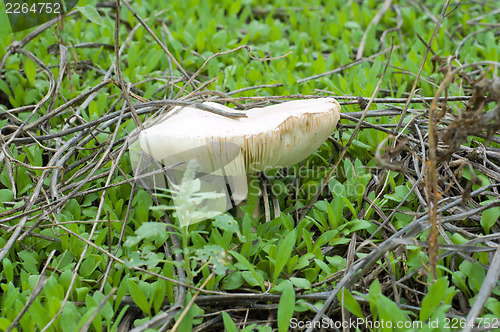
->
xmin=139 ymin=98 xmax=341 ymax=216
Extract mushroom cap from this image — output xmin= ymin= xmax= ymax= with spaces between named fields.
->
xmin=139 ymin=98 xmax=340 ymax=175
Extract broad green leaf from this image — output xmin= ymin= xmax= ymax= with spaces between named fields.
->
xmin=354 ymin=158 xmax=365 ymax=175
xmin=0 ymin=317 xmax=12 ymax=331
xmin=18 ymin=250 xmax=38 ymax=275
xmin=80 ymin=256 xmax=96 ymax=278
xmin=290 ymin=277 xmax=311 ymax=290
xmin=480 ymin=205 xmax=500 ymax=234
xmin=242 ymin=271 xmax=263 ymax=288
xmin=343 ymin=159 xmax=353 ymax=180
xmin=163 ymin=264 xmax=175 ymax=304
xmin=273 ymin=230 xmax=297 ymax=284
xmin=84 ymin=295 xmax=103 ymax=332
xmin=468 ymin=262 xmax=486 ymax=293
xmin=368 ymin=279 xmax=382 ymax=319
xmin=2 ymin=282 xmax=19 ymax=312
xmin=152 ymin=279 xmax=166 ymax=314
xmin=420 ymin=277 xmax=447 ymax=321
xmin=314 ymin=259 xmax=331 ymax=274
xmin=89 ymin=100 xmax=99 ymax=119
xmin=134 ymin=222 xmax=166 ymax=240
xmin=132 ymin=190 xmax=153 ymax=224
xmin=175 ymin=301 xmax=201 ymax=331
xmin=241 ymin=324 xmax=259 ymax=332
xmin=377 ymin=295 xmax=408 ymax=327
xmin=60 ymin=302 xmax=80 ymax=332
xmin=485 ymin=298 xmax=500 ymax=317
xmin=194 ymin=245 xmax=229 ymax=275
xmin=346 ymin=219 xmax=371 ymax=233
xmin=2 ymin=257 xmax=13 ymax=283
xmin=213 ymin=214 xmax=240 ymax=235
xmin=222 ymin=271 xmax=244 ymax=290
xmin=78 ymin=5 xmax=104 ymax=25
xmin=230 ymin=251 xmax=265 ymax=292
xmin=278 ymin=280 xmax=295 ymax=332
xmin=24 ymin=58 xmax=36 ymax=86
xmin=338 ymin=288 xmax=363 ymax=318
xmin=93 ymin=291 xmax=114 ymax=322
xmin=127 ymin=279 xmax=151 ymax=316
xmin=222 ymin=312 xmax=238 ymax=332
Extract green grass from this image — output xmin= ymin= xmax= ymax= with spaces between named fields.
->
xmin=0 ymin=0 xmax=500 ymax=331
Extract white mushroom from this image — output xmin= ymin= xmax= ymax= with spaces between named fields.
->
xmin=140 ymin=98 xmax=340 ymax=172
xmin=138 ymin=98 xmax=340 ymax=219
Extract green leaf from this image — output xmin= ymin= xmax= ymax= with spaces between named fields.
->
xmin=84 ymin=295 xmax=103 ymax=332
xmin=451 ymin=233 xmax=468 ymax=245
xmin=2 ymin=282 xmax=19 ymax=313
xmin=213 ymin=214 xmax=241 ymax=235
xmin=222 ymin=271 xmax=244 ymax=290
xmin=0 ymin=188 xmax=13 ymax=204
xmin=194 ymin=245 xmax=229 ymax=275
xmin=132 ymin=190 xmax=153 ymax=224
xmin=480 ymin=205 xmax=500 ymax=234
xmin=111 ymin=305 xmax=129 ymax=332
xmin=326 ymin=200 xmax=337 ymax=229
xmin=420 ymin=277 xmax=448 ymax=322
xmin=127 ymin=42 xmax=138 ymax=77
xmin=134 ymin=222 xmax=166 ymax=240
xmin=278 ymin=280 xmax=295 ymax=332
xmin=273 ymin=230 xmax=297 ymax=284
xmin=93 ymin=291 xmax=114 ymax=322
xmin=89 ymin=100 xmax=99 ymax=118
xmin=2 ymin=258 xmax=14 ymax=283
xmin=24 ymin=58 xmax=36 ymax=86
xmin=231 ymin=251 xmax=265 ymax=292
xmin=127 ymin=279 xmax=151 ymax=316
xmin=245 ymin=174 xmax=260 ymax=217
xmin=377 ymin=295 xmax=408 ymax=326
xmin=163 ymin=264 xmax=175 ymax=304
xmin=80 ymin=256 xmax=97 ymax=278
xmin=367 ymin=279 xmax=381 ymax=319
xmin=18 ymin=250 xmax=38 ymax=274
xmin=343 ymin=158 xmax=354 ymax=179
xmin=346 ymin=219 xmax=371 ymax=233
xmin=485 ymin=298 xmax=500 ymax=317
xmin=338 ymin=288 xmax=363 ymax=318
xmin=354 ymin=158 xmax=365 ymax=175
xmin=468 ymin=262 xmax=485 ymax=293
xmin=314 ymin=259 xmax=331 ymax=274
xmin=0 ymin=79 xmax=10 ymax=98
xmin=151 ymin=279 xmax=166 ymax=314
xmin=290 ymin=277 xmax=311 ymax=290
xmin=78 ymin=5 xmax=104 ymax=25
xmin=222 ymin=312 xmax=238 ymax=332
xmin=341 ymin=197 xmax=357 ymax=218
xmin=60 ymin=302 xmax=81 ymax=332
xmin=144 ymin=49 xmax=163 ymax=72
xmin=0 ymin=319 xmax=12 ymax=331
xmin=242 ymin=270 xmax=264 ymax=288
xmin=292 ymin=253 xmax=314 ymax=272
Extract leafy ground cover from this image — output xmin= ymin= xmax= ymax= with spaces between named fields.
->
xmin=0 ymin=0 xmax=499 ymax=331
